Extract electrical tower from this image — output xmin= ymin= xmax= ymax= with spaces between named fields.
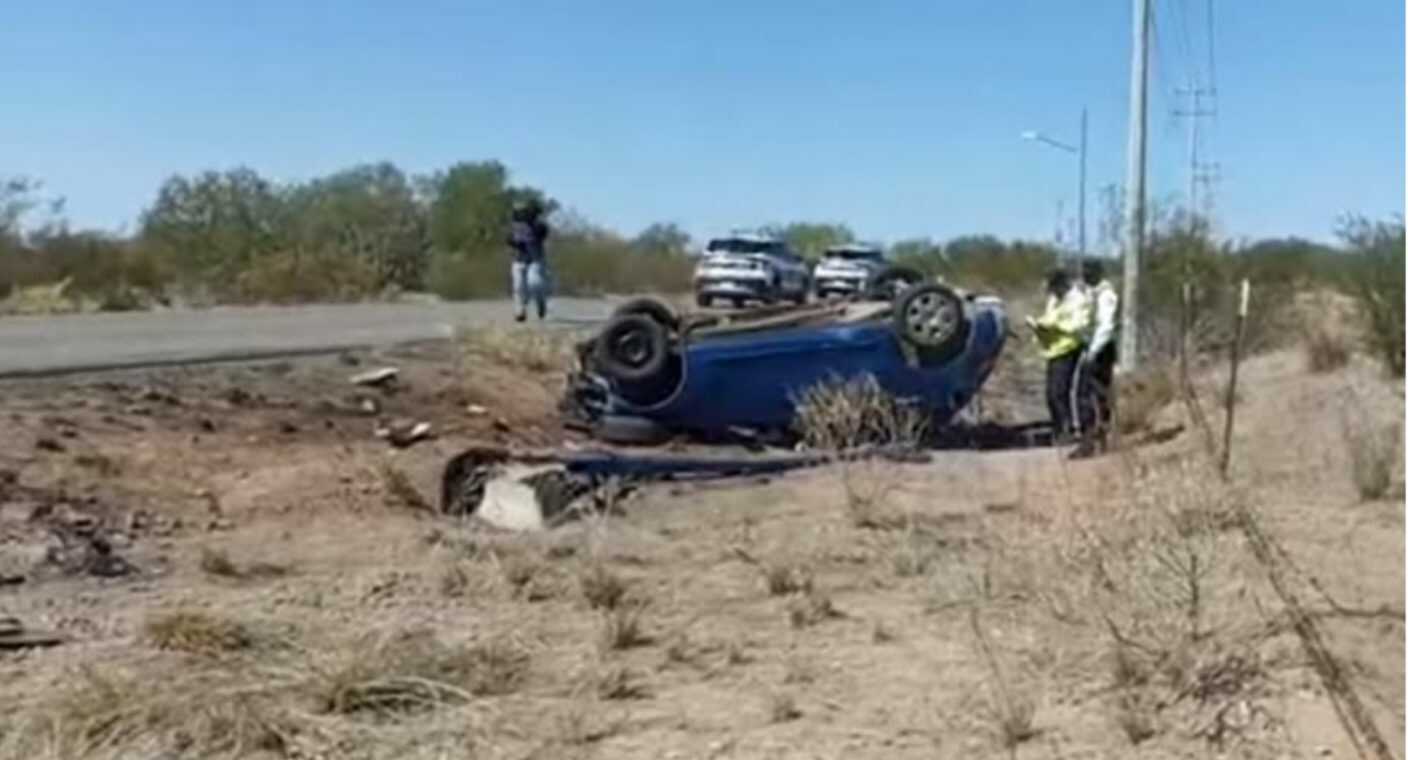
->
xmin=1174 ymin=82 xmax=1219 ymax=227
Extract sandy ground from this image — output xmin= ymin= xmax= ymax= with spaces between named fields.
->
xmin=0 ymin=325 xmax=1401 ymax=760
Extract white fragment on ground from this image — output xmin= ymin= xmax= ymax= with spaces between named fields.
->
xmin=475 ymin=464 xmax=559 ymax=531
xmin=466 ymin=404 xmax=488 ymax=416
xmin=349 ymin=367 xmax=399 ymax=387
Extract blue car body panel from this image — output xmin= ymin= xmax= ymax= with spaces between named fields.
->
xmin=592 ymin=298 xmax=1007 ymax=435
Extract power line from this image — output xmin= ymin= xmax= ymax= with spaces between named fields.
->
xmin=1147 ymin=3 xmax=1184 ymax=140
xmin=1206 ymin=0 xmax=1218 ymax=99
xmin=1166 ymin=0 xmax=1200 ymax=84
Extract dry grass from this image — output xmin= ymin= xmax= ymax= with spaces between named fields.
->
xmin=792 ymin=373 xmax=928 ymax=524
xmin=761 ymin=561 xmax=814 ymax=597
xmin=1 ymin=661 xmax=299 ymax=759
xmin=1115 ymin=363 xmax=1178 ymax=436
xmin=142 ymin=609 xmax=256 ymax=656
xmin=787 ymin=590 xmax=843 ymax=629
xmin=594 ymin=665 xmax=650 ymax=701
xmin=768 ymin=692 xmax=802 ymax=723
xmin=1304 ymin=326 xmax=1352 ymax=373
xmin=312 ymin=629 xmax=529 ymax=715
xmin=969 ymin=608 xmax=1038 ymax=749
xmin=579 ymin=562 xmax=629 ymax=610
xmin=380 ymin=463 xmax=433 ymax=513
xmin=599 ymin=601 xmax=652 ymax=651
xmin=198 ymin=547 xmax=290 ymax=581
xmin=1341 ymin=399 xmax=1401 ymax=501
xmin=458 ymin=325 xmax=576 ymax=374
xmin=495 ymin=549 xmax=557 ymax=601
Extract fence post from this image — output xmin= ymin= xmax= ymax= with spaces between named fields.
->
xmin=1219 ymin=279 xmax=1250 ymax=479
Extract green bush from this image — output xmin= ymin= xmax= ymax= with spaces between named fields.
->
xmin=1337 ymin=215 xmax=1405 ymax=376
xmin=232 ymin=249 xmax=383 ymax=304
xmin=427 ymin=252 xmax=508 ymax=300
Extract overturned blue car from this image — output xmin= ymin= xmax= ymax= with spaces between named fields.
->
xmin=561 ymin=272 xmax=1008 ymax=445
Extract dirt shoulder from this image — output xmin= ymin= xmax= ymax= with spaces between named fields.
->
xmin=0 ymin=334 xmax=1400 ymax=760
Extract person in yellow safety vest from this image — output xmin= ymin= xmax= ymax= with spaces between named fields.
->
xmin=1026 ymin=269 xmax=1090 ymax=443
xmin=1070 ymin=258 xmax=1120 ymax=459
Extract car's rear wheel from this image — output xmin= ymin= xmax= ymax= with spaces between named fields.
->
xmin=593 ymin=314 xmax=669 ymax=382
xmin=730 ymin=297 xmax=745 ymax=308
xmin=868 ymin=266 xmax=926 ymax=301
xmin=893 ymin=283 xmax=969 ymax=361
xmin=696 ymin=293 xmax=712 ymax=308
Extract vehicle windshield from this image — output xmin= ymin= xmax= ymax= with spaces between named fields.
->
xmin=706 ymin=238 xmax=781 ymax=255
xmin=824 ymin=248 xmax=882 ymax=261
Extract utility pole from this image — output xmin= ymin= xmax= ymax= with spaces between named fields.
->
xmin=1174 ymin=82 xmax=1218 ymax=228
xmin=1119 ymin=0 xmax=1150 ymax=373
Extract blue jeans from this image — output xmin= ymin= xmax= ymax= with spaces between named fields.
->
xmin=511 ymin=259 xmax=548 ymax=318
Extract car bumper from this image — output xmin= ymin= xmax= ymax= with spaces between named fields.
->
xmin=814 ymin=276 xmax=866 ymax=293
xmin=695 ymin=277 xmax=771 ymax=297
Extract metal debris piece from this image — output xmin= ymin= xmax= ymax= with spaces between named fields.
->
xmin=350 ymin=367 xmax=400 ymax=388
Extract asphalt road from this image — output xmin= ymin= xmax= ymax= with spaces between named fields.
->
xmin=0 ymin=298 xmax=614 ymax=378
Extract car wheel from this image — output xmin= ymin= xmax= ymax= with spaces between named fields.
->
xmin=613 ymin=296 xmax=680 ymax=332
xmin=593 ymin=414 xmax=672 ymax=446
xmin=730 ymin=297 xmax=745 ymax=308
xmin=867 ymin=266 xmax=926 ymax=301
xmin=696 ymin=293 xmax=712 ymax=308
xmin=893 ymin=283 xmax=969 ymax=358
xmin=593 ymin=314 xmax=670 ymax=382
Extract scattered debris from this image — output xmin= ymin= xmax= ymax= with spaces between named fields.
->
xmin=0 ymin=616 xmax=67 ymax=650
xmin=350 ymin=366 xmax=400 ymax=389
xmin=467 ymin=404 xmax=489 ymax=416
xmin=0 ymin=574 xmax=24 ymax=586
xmin=377 ymin=420 xmax=433 ymax=448
xmin=35 ymin=437 xmax=65 ymax=453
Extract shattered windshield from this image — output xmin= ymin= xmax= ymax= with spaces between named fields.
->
xmin=706 ymin=238 xmax=782 ymax=255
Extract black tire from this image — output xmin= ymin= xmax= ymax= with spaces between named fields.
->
xmin=593 ymin=314 xmax=669 ymax=382
xmin=593 ymin=414 xmax=672 ymax=446
xmin=612 ymin=296 xmax=680 ymax=332
xmin=893 ymin=283 xmax=969 ymax=360
xmin=730 ymin=297 xmax=745 ymax=309
xmin=696 ymin=293 xmax=712 ymax=308
xmin=867 ymin=266 xmax=926 ymax=301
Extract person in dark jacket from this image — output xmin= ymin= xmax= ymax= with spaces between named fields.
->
xmin=507 ymin=200 xmax=551 ymax=321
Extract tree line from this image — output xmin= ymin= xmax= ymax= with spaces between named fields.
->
xmin=0 ymin=162 xmax=1400 ymax=376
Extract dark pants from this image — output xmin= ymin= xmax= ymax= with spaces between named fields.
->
xmin=1077 ymin=342 xmax=1117 ymax=444
xmin=1046 ymin=351 xmax=1080 ymax=441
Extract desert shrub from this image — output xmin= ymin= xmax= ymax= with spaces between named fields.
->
xmin=232 ymin=249 xmax=383 ymax=304
xmin=1303 ymin=326 xmax=1351 ymax=373
xmin=1341 ymin=399 xmax=1400 ymax=501
xmin=143 ymin=610 xmax=255 ymax=656
xmin=427 ymin=252 xmax=508 ymax=300
xmin=1336 ymin=215 xmax=1405 ymax=376
xmin=1114 ymin=363 xmax=1179 ymax=436
xmin=793 ymin=373 xmax=929 ymax=524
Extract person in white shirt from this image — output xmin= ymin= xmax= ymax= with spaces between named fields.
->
xmin=1071 ymin=258 xmax=1119 ymax=458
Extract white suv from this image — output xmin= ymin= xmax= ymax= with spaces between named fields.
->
xmin=693 ymin=233 xmax=811 ymax=308
xmin=813 ymin=243 xmax=887 ymax=299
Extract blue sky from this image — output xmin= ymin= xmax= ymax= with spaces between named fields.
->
xmin=3 ymin=1 xmax=1402 ymax=247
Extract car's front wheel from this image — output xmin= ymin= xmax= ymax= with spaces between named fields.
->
xmin=893 ymin=283 xmax=969 ymax=362
xmin=696 ymin=293 xmax=712 ymax=309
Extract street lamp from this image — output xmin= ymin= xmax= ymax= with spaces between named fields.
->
xmin=1022 ymin=107 xmax=1088 ymax=259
